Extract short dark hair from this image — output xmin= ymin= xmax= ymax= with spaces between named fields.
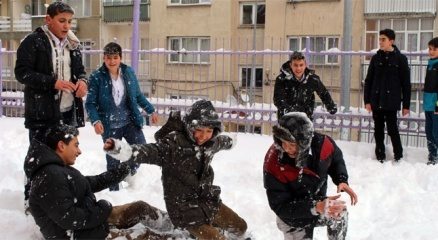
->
xmin=289 ymin=51 xmax=305 ymax=61
xmin=428 ymin=37 xmax=438 ymax=48
xmin=45 ymin=124 xmax=79 ymax=150
xmin=46 ymin=1 xmax=75 ymax=18
xmin=103 ymin=42 xmax=123 ymax=58
xmin=379 ymin=29 xmax=396 ymax=41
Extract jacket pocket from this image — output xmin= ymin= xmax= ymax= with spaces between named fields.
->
xmin=28 ymin=93 xmax=59 ymax=121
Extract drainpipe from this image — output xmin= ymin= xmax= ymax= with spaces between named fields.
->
xmin=131 ymin=0 xmax=140 ymax=73
xmin=341 ymin=0 xmax=352 ymax=112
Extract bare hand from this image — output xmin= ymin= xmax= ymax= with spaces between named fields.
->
xmin=104 ymin=139 xmax=115 ymax=151
xmin=402 ymin=108 xmax=410 ymax=117
xmin=54 ymin=80 xmax=76 ymax=92
xmin=324 ymin=195 xmax=346 ymax=219
xmin=94 ymin=122 xmax=104 ymax=135
xmin=75 ymin=80 xmax=88 ymax=98
xmin=337 ymin=182 xmax=358 ymax=205
xmin=150 ymin=112 xmax=158 ymax=124
xmin=365 ymin=103 xmax=372 ymax=113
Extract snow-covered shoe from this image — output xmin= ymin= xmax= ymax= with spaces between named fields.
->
xmin=427 ymin=159 xmax=437 ymax=165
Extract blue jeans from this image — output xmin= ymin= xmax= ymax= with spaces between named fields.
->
xmin=425 ymin=111 xmax=438 ymax=160
xmin=103 ymin=122 xmax=146 ymax=191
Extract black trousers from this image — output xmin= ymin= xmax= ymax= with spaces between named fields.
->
xmin=372 ymin=109 xmax=403 ymax=158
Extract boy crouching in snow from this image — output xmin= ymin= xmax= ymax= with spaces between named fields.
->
xmin=263 ymin=112 xmax=358 ymax=240
xmin=104 ymin=99 xmax=248 ymax=240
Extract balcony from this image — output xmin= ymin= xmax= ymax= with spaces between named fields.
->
xmin=103 ymin=0 xmax=150 ymax=23
xmin=364 ymin=0 xmax=436 ymax=16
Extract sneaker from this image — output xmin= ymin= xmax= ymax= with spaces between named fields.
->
xmin=394 ymin=155 xmax=403 ymax=162
xmin=427 ymin=159 xmax=437 ymax=165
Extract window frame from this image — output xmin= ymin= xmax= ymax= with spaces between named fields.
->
xmin=239 ymin=66 xmax=264 ymax=88
xmin=239 ymin=2 xmax=266 ymax=25
xmin=288 ymin=36 xmax=340 ymax=65
xmin=168 ymin=0 xmax=211 ymax=6
xmin=168 ymin=37 xmax=211 ymax=64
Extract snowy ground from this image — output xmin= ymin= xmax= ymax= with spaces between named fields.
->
xmin=0 ymin=117 xmax=437 ymax=240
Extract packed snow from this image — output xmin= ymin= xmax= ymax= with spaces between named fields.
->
xmin=0 ymin=117 xmax=437 ymax=240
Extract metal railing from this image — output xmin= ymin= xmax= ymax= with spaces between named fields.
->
xmin=0 ymin=39 xmax=429 ymax=147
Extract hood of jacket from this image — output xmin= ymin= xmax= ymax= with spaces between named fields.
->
xmin=183 ymin=100 xmax=223 ymax=142
xmin=39 ymin=25 xmax=81 ymax=50
xmin=24 ymin=139 xmax=65 ymax=179
xmin=272 ymin=112 xmax=314 ymax=168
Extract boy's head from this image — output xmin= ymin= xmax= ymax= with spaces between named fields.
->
xmin=428 ymin=37 xmax=438 ymax=58
xmin=46 ymin=124 xmax=81 ymax=166
xmin=272 ymin=112 xmax=314 ymax=167
xmin=45 ymin=2 xmax=74 ymax=40
xmin=103 ymin=42 xmax=122 ymax=72
xmin=379 ymin=29 xmax=395 ymax=51
xmin=289 ymin=51 xmax=307 ymax=80
xmin=184 ymin=100 xmax=222 ymax=145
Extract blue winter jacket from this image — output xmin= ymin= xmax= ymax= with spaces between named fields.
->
xmin=423 ymin=58 xmax=438 ymax=112
xmin=85 ymin=63 xmax=155 ymax=138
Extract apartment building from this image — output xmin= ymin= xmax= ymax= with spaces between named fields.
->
xmin=0 ymin=0 xmax=436 ymax=134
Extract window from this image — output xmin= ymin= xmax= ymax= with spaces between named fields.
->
xmin=139 ymin=38 xmax=150 ymax=60
xmin=168 ymin=37 xmax=210 ymax=63
xmin=365 ymin=18 xmax=433 ymax=60
xmin=31 ymin=0 xmax=46 ymax=16
xmin=80 ymin=40 xmax=93 ymax=73
xmin=65 ymin=0 xmax=91 ymax=17
xmin=240 ymin=67 xmax=263 ymax=88
xmin=169 ymin=0 xmax=211 ymax=5
xmin=240 ymin=3 xmax=265 ymax=25
xmin=288 ymin=36 xmax=339 ymax=64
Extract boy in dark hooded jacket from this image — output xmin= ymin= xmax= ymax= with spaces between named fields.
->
xmin=104 ymin=100 xmax=248 ymax=240
xmin=24 ymin=124 xmax=170 ymax=239
xmin=263 ymin=112 xmax=358 ymax=240
xmin=274 ymin=51 xmax=337 ymax=120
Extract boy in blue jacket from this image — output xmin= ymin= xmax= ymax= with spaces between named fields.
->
xmin=423 ymin=37 xmax=438 ymax=165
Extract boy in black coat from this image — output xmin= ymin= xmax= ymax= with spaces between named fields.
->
xmin=24 ymin=125 xmax=167 ymax=239
xmin=263 ymin=112 xmax=358 ymax=240
xmin=274 ymin=51 xmax=337 ymax=120
xmin=105 ymin=100 xmax=248 ymax=240
xmin=364 ymin=28 xmax=411 ymax=162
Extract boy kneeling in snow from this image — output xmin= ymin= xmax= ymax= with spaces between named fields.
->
xmin=105 ymin=100 xmax=248 ymax=240
xmin=24 ymin=124 xmax=169 ymax=239
xmin=263 ymin=112 xmax=358 ymax=240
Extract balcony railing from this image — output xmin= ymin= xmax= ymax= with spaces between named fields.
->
xmin=0 ymin=17 xmax=77 ymax=32
xmin=365 ymin=0 xmax=436 ymax=15
xmin=103 ymin=1 xmax=150 ymax=23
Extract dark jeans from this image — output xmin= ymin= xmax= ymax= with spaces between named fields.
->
xmin=372 ymin=109 xmax=403 ymax=159
xmin=103 ymin=122 xmax=146 ymax=191
xmin=425 ymin=111 xmax=438 ymax=160
xmin=276 ymin=211 xmax=348 ymax=240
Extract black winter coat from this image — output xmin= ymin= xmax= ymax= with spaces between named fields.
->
xmin=263 ymin=133 xmax=349 ymax=228
xmin=274 ymin=62 xmax=337 ymax=119
xmin=117 ymin=118 xmax=232 ymax=228
xmin=24 ymin=140 xmax=130 ymax=239
xmin=15 ymin=27 xmax=87 ymax=129
xmin=364 ymin=45 xmax=411 ymax=111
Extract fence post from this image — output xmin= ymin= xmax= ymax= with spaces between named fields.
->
xmin=0 ymin=39 xmax=3 ymax=117
xmin=131 ymin=0 xmax=140 ymax=73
